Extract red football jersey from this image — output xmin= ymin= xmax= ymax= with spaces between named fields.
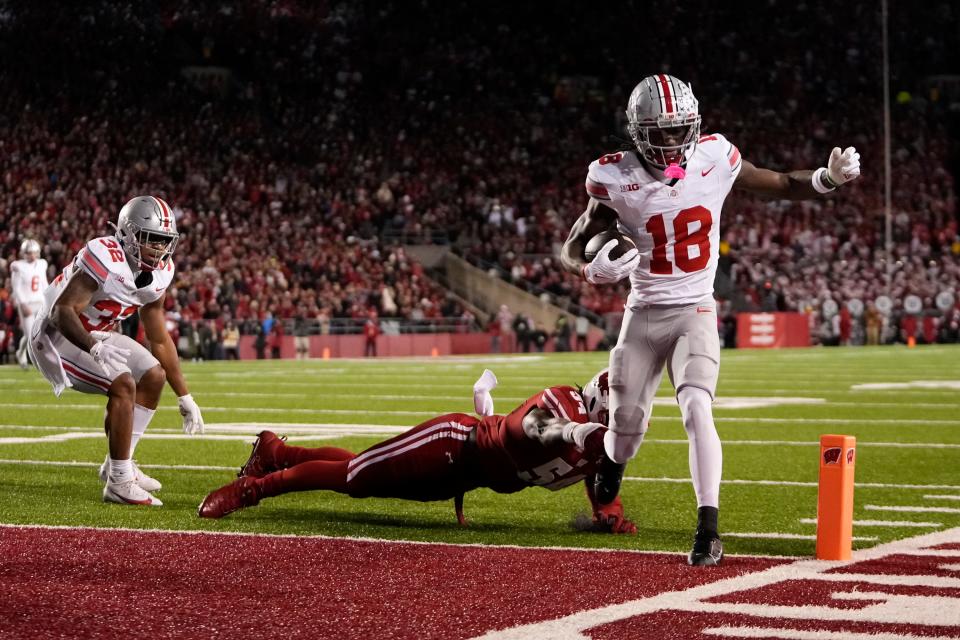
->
xmin=473 ymin=385 xmax=607 ymax=493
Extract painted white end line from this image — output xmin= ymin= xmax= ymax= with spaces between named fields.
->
xmin=865 ymin=504 xmax=960 ymax=515
xmin=940 ymin=563 xmax=960 ymax=572
xmin=799 ymin=518 xmax=942 ymax=528
xmin=925 ymin=494 xmax=960 ymax=501
xmin=704 ymin=626 xmax=959 ymax=640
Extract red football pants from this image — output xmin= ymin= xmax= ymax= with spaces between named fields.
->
xmin=258 ymin=413 xmax=479 ymax=502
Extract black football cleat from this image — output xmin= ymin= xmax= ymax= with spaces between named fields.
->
xmin=593 ymin=455 xmax=626 ymax=505
xmin=688 ymin=530 xmax=724 ymax=566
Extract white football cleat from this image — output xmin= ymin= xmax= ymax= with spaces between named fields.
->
xmin=103 ymin=479 xmax=163 ymax=506
xmin=99 ymin=456 xmax=162 ymax=492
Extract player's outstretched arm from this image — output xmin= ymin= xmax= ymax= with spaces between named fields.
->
xmin=141 ymin=297 xmax=204 ymax=434
xmin=735 ymin=146 xmax=861 ymax=199
xmin=560 ymin=199 xmax=619 ymax=276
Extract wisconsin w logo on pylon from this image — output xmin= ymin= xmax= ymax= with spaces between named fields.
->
xmin=822 ymin=447 xmax=842 ymax=465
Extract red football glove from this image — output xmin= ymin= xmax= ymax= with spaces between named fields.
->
xmin=592 ymin=495 xmax=637 ymax=535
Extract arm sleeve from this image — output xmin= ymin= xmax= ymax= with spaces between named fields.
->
xmin=76 ymin=245 xmax=110 ymax=285
xmin=584 ymin=161 xmax=612 ymax=202
xmin=718 ymin=133 xmax=742 ymax=180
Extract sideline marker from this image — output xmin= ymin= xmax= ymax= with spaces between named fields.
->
xmin=816 ymin=434 xmax=857 ymax=560
xmin=322 ymin=347 xmax=331 ymax=360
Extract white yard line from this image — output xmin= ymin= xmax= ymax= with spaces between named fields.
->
xmin=5 ymin=424 xmax=960 ymax=449
xmin=628 ymin=476 xmax=960 ymax=491
xmin=799 ymin=518 xmax=943 ymax=528
xmin=0 ymin=459 xmax=236 ymax=471
xmin=3 ymin=403 xmax=960 ymax=425
xmin=925 ymin=494 xmax=960 ymax=501
xmin=723 ymin=532 xmax=878 ymax=542
xmin=865 ymin=504 xmax=960 ymax=515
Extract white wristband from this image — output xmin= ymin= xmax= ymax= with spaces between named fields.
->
xmin=812 ymin=167 xmax=836 ymax=194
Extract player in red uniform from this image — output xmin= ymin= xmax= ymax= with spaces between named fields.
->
xmin=198 ymin=370 xmax=635 ymax=533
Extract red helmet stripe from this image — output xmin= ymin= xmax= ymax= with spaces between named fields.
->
xmin=153 ymin=196 xmax=172 ymax=230
xmin=657 ymin=74 xmax=673 ymax=113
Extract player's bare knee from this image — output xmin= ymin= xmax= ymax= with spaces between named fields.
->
xmin=109 ymin=373 xmax=136 ymax=401
xmin=139 ymin=365 xmax=165 ymax=394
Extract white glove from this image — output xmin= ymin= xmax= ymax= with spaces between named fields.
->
xmin=582 ymin=240 xmax=640 ymax=285
xmin=89 ymin=331 xmax=131 ymax=375
xmin=178 ymin=393 xmax=205 ymax=435
xmin=814 ymin=146 xmax=861 ymax=192
xmin=473 ymin=369 xmax=498 ymax=417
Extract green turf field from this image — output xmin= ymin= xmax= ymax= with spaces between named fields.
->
xmin=1 ymin=345 xmax=958 ymax=557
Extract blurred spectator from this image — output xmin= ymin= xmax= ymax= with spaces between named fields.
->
xmin=254 ymin=325 xmax=267 ymax=360
xmin=575 ymin=313 xmax=589 ymax=351
xmin=488 ymin=316 xmax=502 ymax=353
xmin=223 ymin=321 xmax=240 ymax=360
xmin=513 ymin=313 xmax=531 ymax=353
xmin=294 ymin=310 xmax=310 ymax=360
xmin=364 ymin=312 xmax=380 ymax=357
xmin=553 ymin=315 xmax=571 ymax=352
xmin=270 ymin=321 xmax=284 ymax=359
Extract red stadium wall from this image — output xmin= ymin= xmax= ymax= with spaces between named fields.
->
xmin=737 ymin=312 xmax=810 ymax=348
xmin=237 ymin=333 xmax=602 ymax=358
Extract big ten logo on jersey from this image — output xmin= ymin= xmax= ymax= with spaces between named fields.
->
xmin=81 ymin=300 xmax=140 ymax=332
xmin=646 ymin=205 xmax=713 ymax=274
xmin=99 ymin=238 xmax=125 ymax=263
xmin=517 ymin=456 xmax=590 ymax=490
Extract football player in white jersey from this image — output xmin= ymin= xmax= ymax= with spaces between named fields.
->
xmin=10 ymin=239 xmax=49 ymax=369
xmin=561 ymin=74 xmax=861 ymax=565
xmin=28 ymin=196 xmax=206 ymax=506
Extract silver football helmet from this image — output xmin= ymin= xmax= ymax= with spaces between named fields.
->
xmin=626 ymin=74 xmax=701 ymax=169
xmin=581 ymin=368 xmax=610 ymax=425
xmin=113 ymin=196 xmax=180 ymax=271
xmin=20 ymin=239 xmax=41 ymax=259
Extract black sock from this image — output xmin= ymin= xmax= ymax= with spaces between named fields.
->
xmin=697 ymin=506 xmax=719 ymax=536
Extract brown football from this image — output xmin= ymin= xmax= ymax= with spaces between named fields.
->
xmin=584 ymin=229 xmax=635 ymax=261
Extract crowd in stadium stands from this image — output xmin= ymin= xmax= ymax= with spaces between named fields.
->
xmin=0 ymin=1 xmax=957 ymax=354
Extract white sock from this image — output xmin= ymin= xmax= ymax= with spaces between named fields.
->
xmin=678 ymin=386 xmax=722 ymax=508
xmin=109 ymin=457 xmax=134 ymax=483
xmin=130 ymin=404 xmax=156 ymax=456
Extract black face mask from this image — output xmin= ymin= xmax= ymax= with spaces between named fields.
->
xmin=135 ymin=271 xmax=153 ymax=289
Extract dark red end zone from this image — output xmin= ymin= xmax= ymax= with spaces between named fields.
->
xmin=0 ymin=527 xmax=781 ymax=639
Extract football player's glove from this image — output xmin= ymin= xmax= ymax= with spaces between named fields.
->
xmin=592 ymin=495 xmax=637 ymax=535
xmin=473 ymin=369 xmax=498 ymax=417
xmin=813 ymin=146 xmax=860 ymax=192
xmin=178 ymin=393 xmax=205 ymax=435
xmin=582 ymin=240 xmax=639 ymax=285
xmin=89 ymin=331 xmax=131 ymax=375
